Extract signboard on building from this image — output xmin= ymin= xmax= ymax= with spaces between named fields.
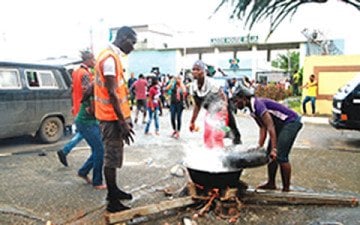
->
xmin=210 ymin=35 xmax=259 ymax=46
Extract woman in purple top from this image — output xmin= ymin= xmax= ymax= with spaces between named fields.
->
xmin=231 ymin=85 xmax=303 ymax=192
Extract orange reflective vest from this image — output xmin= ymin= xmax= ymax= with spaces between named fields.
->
xmin=94 ymin=49 xmax=131 ymax=121
xmin=72 ymin=65 xmax=93 ymax=116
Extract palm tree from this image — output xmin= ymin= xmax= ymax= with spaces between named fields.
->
xmin=271 ymin=51 xmax=299 ymax=73
xmin=214 ymin=0 xmax=360 ymax=39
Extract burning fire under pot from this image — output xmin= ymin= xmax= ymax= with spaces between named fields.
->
xmin=183 ymin=146 xmax=268 ymax=222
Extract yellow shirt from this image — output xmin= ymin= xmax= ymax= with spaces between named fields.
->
xmin=293 ymin=72 xmax=300 ymax=84
xmin=306 ymin=80 xmax=317 ymax=97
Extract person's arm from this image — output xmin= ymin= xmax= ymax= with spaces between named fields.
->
xmin=300 ymin=82 xmax=308 ymax=89
xmin=165 ymin=78 xmax=175 ymax=91
xmin=217 ymin=68 xmax=227 ymax=77
xmin=105 ymin=76 xmax=134 ymax=144
xmin=261 ymin=111 xmax=277 ymax=160
xmin=81 ymin=83 xmax=94 ymax=103
xmin=179 ymin=81 xmax=186 ymax=93
xmin=81 ymin=71 xmax=91 ymax=92
xmin=148 ymin=87 xmax=155 ymax=111
xmin=105 ymin=76 xmax=126 ymax=122
xmin=258 ymin=126 xmax=267 ymax=147
xmin=82 ymin=83 xmax=95 ymax=116
xmin=189 ymin=97 xmax=201 ymax=131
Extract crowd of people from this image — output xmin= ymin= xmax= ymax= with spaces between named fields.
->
xmin=56 ymin=25 xmax=316 ymax=213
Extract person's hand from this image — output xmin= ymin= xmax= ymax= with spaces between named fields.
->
xmin=189 ymin=122 xmax=199 ymax=132
xmin=189 ymin=122 xmax=195 ymax=132
xmin=118 ymin=120 xmax=135 ymax=145
xmin=269 ymin=148 xmax=277 ymax=161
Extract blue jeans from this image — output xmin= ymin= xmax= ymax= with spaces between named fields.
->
xmin=145 ymin=107 xmax=159 ymax=133
xmin=62 ymin=131 xmax=83 ymax=155
xmin=76 ymin=122 xmax=104 ymax=186
xmin=170 ymin=102 xmax=183 ymax=131
xmin=302 ymin=96 xmax=316 ymax=114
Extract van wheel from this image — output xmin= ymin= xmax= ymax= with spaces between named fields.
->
xmin=38 ymin=117 xmax=64 ymax=143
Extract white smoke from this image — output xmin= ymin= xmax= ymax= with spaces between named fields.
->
xmin=183 ymin=145 xmax=229 ymax=172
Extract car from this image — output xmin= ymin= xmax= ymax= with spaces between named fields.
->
xmin=0 ymin=61 xmax=74 ymax=143
xmin=329 ymin=74 xmax=360 ymax=131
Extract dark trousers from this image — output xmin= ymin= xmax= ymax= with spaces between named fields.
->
xmin=170 ymin=102 xmax=184 ymax=131
xmin=302 ymin=96 xmax=316 ymax=114
xmin=227 ymin=101 xmax=241 ymax=140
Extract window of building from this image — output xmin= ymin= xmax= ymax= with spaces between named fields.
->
xmin=0 ymin=69 xmax=21 ymax=89
xmin=26 ymin=70 xmax=58 ymax=88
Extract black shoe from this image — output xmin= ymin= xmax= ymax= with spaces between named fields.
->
xmin=106 ymin=201 xmax=130 ymax=213
xmin=107 ymin=189 xmax=133 ymax=201
xmin=57 ymin=150 xmax=68 ymax=167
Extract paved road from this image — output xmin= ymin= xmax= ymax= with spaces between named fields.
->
xmin=1 ymin=113 xmax=358 ymax=155
xmin=0 ymin=109 xmax=359 ymax=225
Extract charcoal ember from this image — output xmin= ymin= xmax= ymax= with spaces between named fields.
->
xmin=222 ymin=146 xmax=269 ymax=169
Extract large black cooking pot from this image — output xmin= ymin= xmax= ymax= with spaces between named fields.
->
xmin=186 ymin=167 xmax=242 ymax=189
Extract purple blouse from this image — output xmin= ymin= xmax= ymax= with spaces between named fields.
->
xmin=251 ymin=97 xmax=299 ymax=125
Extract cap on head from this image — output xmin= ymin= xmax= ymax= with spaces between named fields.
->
xmin=193 ymin=60 xmax=206 ymax=71
xmin=116 ymin=26 xmax=136 ymax=40
xmin=114 ymin=26 xmax=137 ymax=54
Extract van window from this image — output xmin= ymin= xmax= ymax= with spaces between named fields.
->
xmin=26 ymin=70 xmax=58 ymax=89
xmin=0 ymin=69 xmax=21 ymax=89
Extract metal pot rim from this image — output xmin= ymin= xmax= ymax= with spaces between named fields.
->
xmin=185 ymin=164 xmax=242 ymax=174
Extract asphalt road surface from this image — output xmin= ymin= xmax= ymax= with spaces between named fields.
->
xmin=1 ymin=109 xmax=359 ymax=225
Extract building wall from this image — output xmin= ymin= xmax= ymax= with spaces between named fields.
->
xmin=302 ymin=55 xmax=360 ymax=115
xmin=128 ymin=50 xmax=180 ymax=77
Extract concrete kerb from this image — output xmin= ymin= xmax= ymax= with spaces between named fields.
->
xmin=300 ymin=116 xmax=330 ymax=125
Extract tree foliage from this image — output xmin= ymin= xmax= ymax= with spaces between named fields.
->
xmin=214 ymin=0 xmax=360 ymax=39
xmin=271 ymin=51 xmax=299 ymax=72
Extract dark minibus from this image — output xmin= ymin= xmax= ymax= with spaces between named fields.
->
xmin=0 ymin=61 xmax=73 ymax=143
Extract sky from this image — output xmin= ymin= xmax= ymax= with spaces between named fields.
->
xmin=1 ymin=0 xmax=360 ymax=61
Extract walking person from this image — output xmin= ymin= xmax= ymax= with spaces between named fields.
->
xmin=94 ymin=26 xmax=137 ymax=212
xmin=144 ymin=77 xmax=161 ymax=135
xmin=131 ymin=74 xmax=148 ymax=124
xmin=75 ymin=84 xmax=106 ymax=190
xmin=230 ymin=84 xmax=303 ymax=192
xmin=127 ymin=72 xmax=137 ymax=110
xmin=292 ymin=70 xmax=301 ymax=96
xmin=57 ymin=50 xmax=95 ymax=167
xmin=301 ymin=74 xmax=318 ymax=116
xmin=166 ymin=74 xmax=186 ymax=139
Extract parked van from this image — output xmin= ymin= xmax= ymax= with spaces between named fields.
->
xmin=329 ymin=74 xmax=360 ymax=131
xmin=0 ymin=61 xmax=73 ymax=143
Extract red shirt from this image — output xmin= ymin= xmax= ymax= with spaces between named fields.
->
xmin=147 ymin=85 xmax=160 ymax=108
xmin=132 ymin=79 xmax=148 ymax=100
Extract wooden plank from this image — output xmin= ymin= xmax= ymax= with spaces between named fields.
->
xmin=105 ymin=196 xmax=196 ymax=225
xmin=106 ymin=189 xmax=358 ymax=224
xmin=241 ymin=189 xmax=359 ymax=207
